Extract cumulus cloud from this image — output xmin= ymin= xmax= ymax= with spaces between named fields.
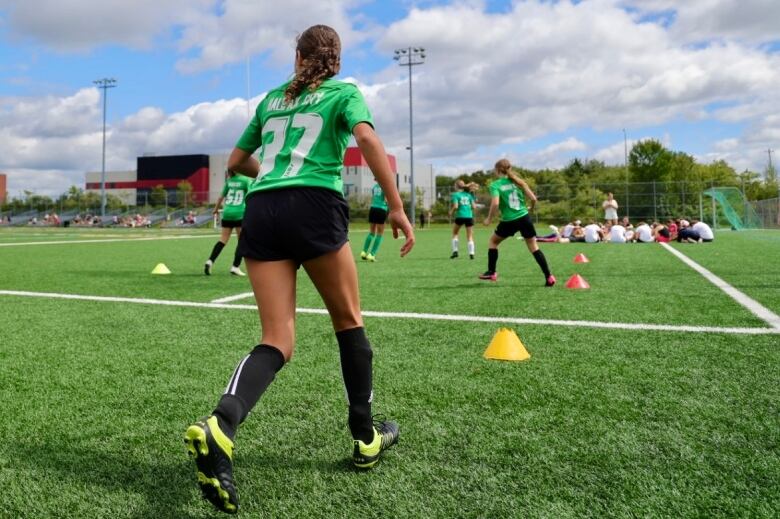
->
xmin=0 ymin=0 xmax=212 ymax=50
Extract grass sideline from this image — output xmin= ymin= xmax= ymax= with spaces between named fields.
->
xmin=1 ymin=226 xmax=779 ymax=517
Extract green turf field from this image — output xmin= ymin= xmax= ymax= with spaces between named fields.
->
xmin=1 ymin=226 xmax=778 ymax=518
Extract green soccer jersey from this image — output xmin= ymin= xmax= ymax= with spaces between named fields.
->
xmin=236 ymin=78 xmax=373 ymax=196
xmin=451 ymin=191 xmax=474 ymax=219
xmin=220 ymin=174 xmax=252 ymax=220
xmin=370 ymin=184 xmax=387 ymax=210
xmin=489 ymin=177 xmax=528 ymax=221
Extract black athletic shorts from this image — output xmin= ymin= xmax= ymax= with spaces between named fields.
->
xmin=454 ymin=217 xmax=474 ymax=227
xmin=221 ymin=218 xmax=242 ymax=228
xmin=238 ymin=187 xmax=349 ymax=264
xmin=495 ymin=214 xmax=536 ymax=239
xmin=368 ymin=207 xmax=387 ymax=224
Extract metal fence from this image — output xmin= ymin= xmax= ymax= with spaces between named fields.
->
xmin=435 ymin=181 xmax=780 ymax=229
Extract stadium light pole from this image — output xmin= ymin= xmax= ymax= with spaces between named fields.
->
xmin=623 ymin=128 xmax=629 ymax=218
xmin=94 ymin=78 xmax=117 ymax=219
xmin=393 ymin=47 xmax=425 ymax=226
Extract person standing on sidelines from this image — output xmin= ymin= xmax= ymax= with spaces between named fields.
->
xmin=479 ymin=158 xmax=555 ymax=286
xmin=204 ymin=170 xmax=252 ymax=276
xmin=449 ymin=180 xmax=477 ymax=259
xmin=184 ymin=25 xmax=414 ymax=515
xmin=360 ymin=182 xmax=388 ymax=262
xmin=603 ymin=192 xmax=619 ymax=225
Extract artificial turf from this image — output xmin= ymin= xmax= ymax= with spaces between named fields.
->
xmin=1 ymin=226 xmax=778 ymax=518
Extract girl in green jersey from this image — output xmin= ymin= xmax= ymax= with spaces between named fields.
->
xmin=204 ymin=170 xmax=251 ymax=276
xmin=449 ymin=179 xmax=477 ymax=259
xmin=480 ymin=158 xmax=555 ymax=286
xmin=184 ymin=25 xmax=415 ymax=515
xmin=361 ymin=182 xmax=388 ymax=261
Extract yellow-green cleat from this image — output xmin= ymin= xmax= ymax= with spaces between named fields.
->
xmin=366 ymin=253 xmax=376 ymax=262
xmin=360 ymin=251 xmax=368 ymax=260
xmin=352 ymin=420 xmax=399 ymax=469
xmin=184 ymin=416 xmax=239 ymax=514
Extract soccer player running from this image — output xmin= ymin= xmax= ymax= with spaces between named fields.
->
xmin=360 ymin=182 xmax=388 ymax=262
xmin=449 ymin=180 xmax=477 ymax=259
xmin=204 ymin=170 xmax=252 ymax=276
xmin=184 ymin=25 xmax=415 ymax=515
xmin=479 ymin=159 xmax=555 ymax=286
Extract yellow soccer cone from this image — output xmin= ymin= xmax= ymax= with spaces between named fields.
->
xmin=483 ymin=328 xmax=530 ymax=361
xmin=151 ymin=263 xmax=171 ymax=275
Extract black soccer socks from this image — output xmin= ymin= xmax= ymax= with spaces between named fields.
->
xmin=487 ymin=248 xmax=499 ymax=273
xmin=209 ymin=241 xmax=226 ymax=262
xmin=336 ymin=327 xmax=375 ymax=444
xmin=532 ymin=249 xmax=551 ymax=278
xmin=214 ymin=344 xmax=285 ymax=439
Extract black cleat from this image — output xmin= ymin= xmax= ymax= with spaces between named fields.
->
xmin=450 ymin=251 xmax=459 ymax=259
xmin=184 ymin=416 xmax=238 ymax=514
xmin=352 ymin=419 xmax=400 ymax=469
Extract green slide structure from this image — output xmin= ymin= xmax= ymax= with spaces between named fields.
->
xmin=702 ymin=187 xmax=761 ymax=230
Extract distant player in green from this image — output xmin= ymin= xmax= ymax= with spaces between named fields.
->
xmin=479 ymin=158 xmax=555 ymax=286
xmin=449 ymin=179 xmax=477 ymax=259
xmin=184 ymin=25 xmax=414 ymax=515
xmin=205 ymin=170 xmax=252 ymax=276
xmin=361 ymin=183 xmax=388 ymax=261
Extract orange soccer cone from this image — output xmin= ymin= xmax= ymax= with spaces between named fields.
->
xmin=565 ymin=274 xmax=590 ymax=289
xmin=483 ymin=328 xmax=530 ymax=361
xmin=574 ymin=253 xmax=590 ymax=263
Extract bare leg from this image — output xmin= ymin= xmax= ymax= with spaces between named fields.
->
xmin=303 ymin=244 xmax=362 ymax=332
xmin=245 ymin=258 xmax=298 ymax=359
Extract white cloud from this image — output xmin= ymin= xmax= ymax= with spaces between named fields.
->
xmin=0 ymin=0 xmax=212 ymax=50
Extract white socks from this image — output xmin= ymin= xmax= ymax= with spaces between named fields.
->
xmin=452 ymin=238 xmax=459 ymax=253
xmin=467 ymin=240 xmax=475 ymax=255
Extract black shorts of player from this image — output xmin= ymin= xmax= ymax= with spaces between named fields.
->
xmin=238 ymin=187 xmax=349 ymax=265
xmin=495 ymin=214 xmax=536 ymax=239
xmin=368 ymin=207 xmax=387 ymax=224
xmin=454 ymin=217 xmax=474 ymax=227
xmin=221 ymin=218 xmax=242 ymax=228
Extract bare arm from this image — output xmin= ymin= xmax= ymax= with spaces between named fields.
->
xmin=227 ymin=148 xmax=260 ymax=178
xmin=484 ymin=197 xmax=499 ymax=226
xmin=213 ymin=196 xmax=225 ymax=215
xmin=353 ymin=122 xmax=414 ymax=256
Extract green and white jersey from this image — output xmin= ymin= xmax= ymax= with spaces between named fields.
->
xmin=220 ymin=174 xmax=252 ymax=220
xmin=370 ymin=184 xmax=388 ymax=210
xmin=489 ymin=177 xmax=528 ymax=221
xmin=236 ymin=78 xmax=373 ymax=196
xmin=451 ymin=191 xmax=474 ymax=219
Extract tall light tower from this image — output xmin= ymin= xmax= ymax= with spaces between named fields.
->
xmin=623 ymin=128 xmax=629 ymax=217
xmin=393 ymin=47 xmax=425 ymax=225
xmin=94 ymin=78 xmax=117 ymax=218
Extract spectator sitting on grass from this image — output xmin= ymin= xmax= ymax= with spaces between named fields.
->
xmin=632 ymin=221 xmax=655 ymax=243
xmin=677 ymin=220 xmax=702 ymax=243
xmin=692 ymin=219 xmax=714 ymax=242
xmin=652 ymin=221 xmax=671 ymax=243
xmin=608 ymin=221 xmax=627 ymax=243
xmin=584 ymin=220 xmax=603 ymax=243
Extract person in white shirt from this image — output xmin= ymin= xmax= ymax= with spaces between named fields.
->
xmin=633 ymin=222 xmax=654 ymax=243
xmin=561 ymin=219 xmax=580 ymax=239
xmin=691 ymin=219 xmax=714 ymax=242
xmin=584 ymin=221 xmax=603 ymax=243
xmin=602 ymin=193 xmax=619 ymax=225
xmin=609 ymin=223 xmax=627 ymax=243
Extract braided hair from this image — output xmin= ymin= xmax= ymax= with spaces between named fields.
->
xmin=284 ymin=25 xmax=341 ymax=104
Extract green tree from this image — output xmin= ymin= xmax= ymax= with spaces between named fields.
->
xmin=629 ymin=139 xmax=672 ymax=183
xmin=150 ymin=185 xmax=167 ymax=207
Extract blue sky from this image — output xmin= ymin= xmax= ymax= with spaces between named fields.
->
xmin=0 ymin=0 xmax=778 ymax=196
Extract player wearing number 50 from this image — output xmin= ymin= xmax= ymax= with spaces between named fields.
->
xmin=183 ymin=25 xmax=415 ymax=515
xmin=204 ymin=170 xmax=252 ymax=276
xmin=479 ymin=159 xmax=555 ymax=286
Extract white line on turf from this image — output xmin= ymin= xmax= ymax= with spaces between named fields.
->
xmin=1 ymin=289 xmax=778 ymax=335
xmin=660 ymin=242 xmax=780 ymax=330
xmin=211 ymin=292 xmax=255 ymax=303
xmin=0 ymin=235 xmax=214 ymax=247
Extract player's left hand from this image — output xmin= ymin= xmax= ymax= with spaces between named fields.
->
xmin=388 ymin=208 xmax=415 ymax=257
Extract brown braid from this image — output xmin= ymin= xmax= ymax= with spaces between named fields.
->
xmin=284 ymin=25 xmax=341 ymax=103
xmin=494 ymin=158 xmax=512 ymax=175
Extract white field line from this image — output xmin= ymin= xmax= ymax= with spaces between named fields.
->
xmin=660 ymin=243 xmax=780 ymax=330
xmin=1 ymin=289 xmax=778 ymax=336
xmin=0 ymin=235 xmax=214 ymax=247
xmin=211 ymin=292 xmax=255 ymax=304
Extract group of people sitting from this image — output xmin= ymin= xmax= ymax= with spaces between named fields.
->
xmin=111 ymin=214 xmax=151 ymax=227
xmin=540 ymin=217 xmax=715 ymax=244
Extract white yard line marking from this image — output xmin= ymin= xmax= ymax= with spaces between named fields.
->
xmin=1 ymin=289 xmax=778 ymax=335
xmin=0 ymin=235 xmax=214 ymax=247
xmin=211 ymin=292 xmax=255 ymax=304
xmin=660 ymin=243 xmax=780 ymax=330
